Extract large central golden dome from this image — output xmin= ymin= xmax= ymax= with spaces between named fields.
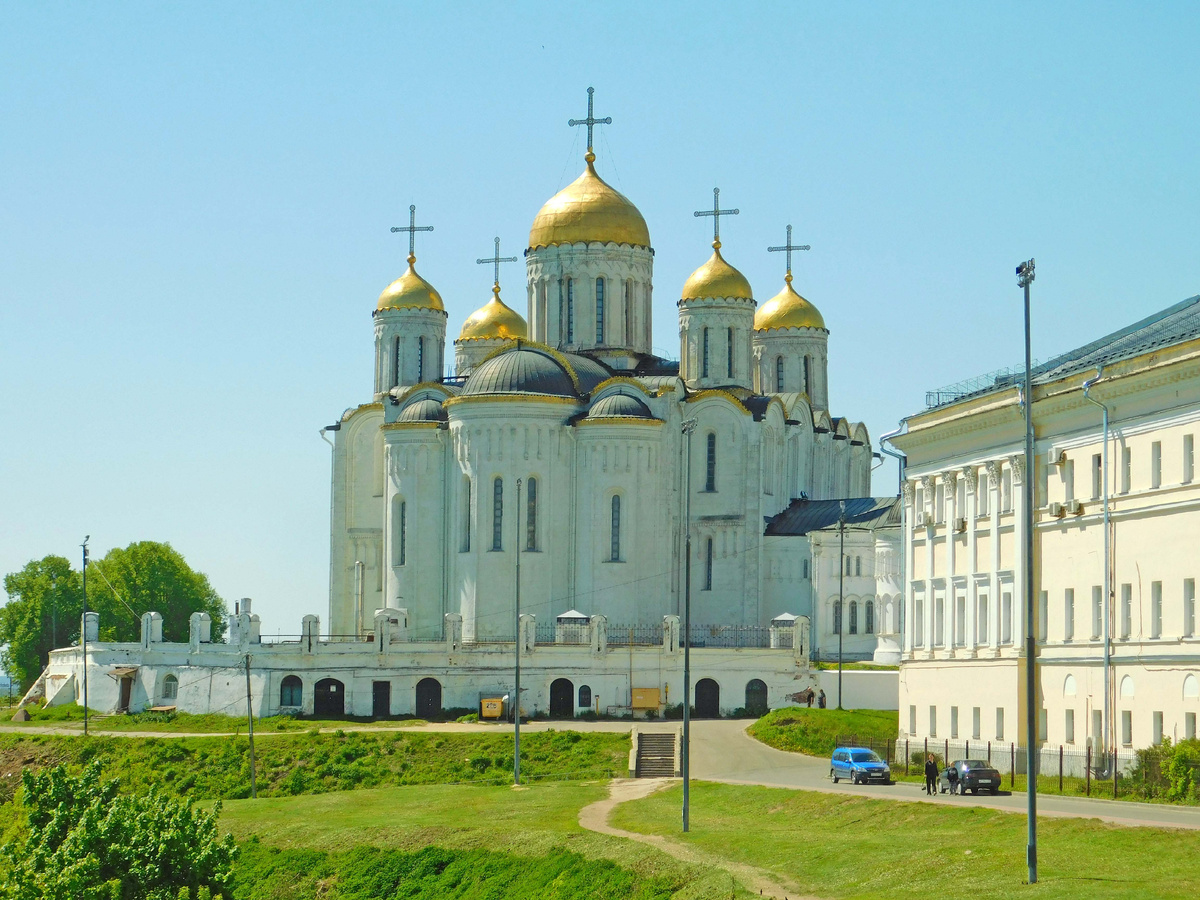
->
xmin=528 ymin=156 xmax=650 ymax=250
xmin=754 ymin=275 xmax=826 ymax=331
xmin=459 ymin=286 xmax=529 ymax=341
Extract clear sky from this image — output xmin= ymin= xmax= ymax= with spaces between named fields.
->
xmin=2 ymin=2 xmax=1198 ymax=630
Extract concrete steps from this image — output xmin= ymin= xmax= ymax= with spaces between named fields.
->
xmin=636 ymin=732 xmax=677 ymax=777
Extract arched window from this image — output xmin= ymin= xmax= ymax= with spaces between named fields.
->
xmin=417 ymin=335 xmax=425 ymax=382
xmin=865 ymin=599 xmax=875 ymax=634
xmin=393 ymin=336 xmax=401 ymax=387
xmin=394 ymin=498 xmax=407 ymax=566
xmin=846 ymin=556 xmax=853 ymax=576
xmin=702 ymin=327 xmax=710 ymax=378
xmin=776 ymin=356 xmax=784 ymax=392
xmin=462 ymin=477 xmax=472 ymax=552
xmin=579 ymin=684 xmax=592 ymax=708
xmin=526 ymin=477 xmax=538 ymax=551
xmin=705 ymin=433 xmax=717 ymax=492
xmin=610 ymin=495 xmax=621 ymax=561
xmin=833 ymin=599 xmax=843 ymax=634
xmin=849 ymin=600 xmax=858 ymax=634
xmin=803 ymin=356 xmax=811 ymax=394
xmin=280 ymin=675 xmax=302 ymax=707
xmin=727 ymin=327 xmax=734 ymax=378
xmin=566 ymin=278 xmax=575 ymax=343
xmin=595 ymin=277 xmax=605 ymax=344
xmin=162 ymin=674 xmax=178 ymax=700
xmin=492 ymin=477 xmax=503 ymax=551
xmin=704 ymin=537 xmax=714 ymax=590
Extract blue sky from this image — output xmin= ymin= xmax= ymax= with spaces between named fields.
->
xmin=2 ymin=2 xmax=1197 ymax=629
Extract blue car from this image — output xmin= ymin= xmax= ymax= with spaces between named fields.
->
xmin=830 ymin=747 xmax=892 ymax=785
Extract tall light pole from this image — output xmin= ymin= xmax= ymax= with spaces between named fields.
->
xmin=681 ymin=418 xmax=697 ymax=832
xmin=514 ymin=478 xmax=522 ymax=786
xmin=80 ymin=536 xmax=89 ymax=736
xmin=1016 ymin=257 xmax=1038 ymax=885
xmin=837 ymin=501 xmax=846 ymax=709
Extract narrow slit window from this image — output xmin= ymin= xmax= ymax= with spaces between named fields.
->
xmin=526 ymin=477 xmax=538 ymax=551
xmin=394 ymin=336 xmax=401 ymax=388
xmin=417 ymin=336 xmax=424 ymax=383
xmin=595 ymin=277 xmax=605 ymax=344
xmin=776 ymin=356 xmax=784 ymax=392
xmin=704 ymin=538 xmax=713 ymax=590
xmin=705 ymin=433 xmax=717 ymax=492
xmin=624 ymin=282 xmax=631 ymax=345
xmin=491 ymin=477 xmax=503 ymax=551
xmin=610 ymin=495 xmax=621 ymax=561
xmin=398 ymin=500 xmax=407 ymax=566
xmin=702 ymin=327 xmax=710 ymax=378
xmin=462 ymin=478 xmax=472 ymax=552
xmin=566 ymin=279 xmax=575 ymax=343
xmin=727 ymin=327 xmax=734 ymax=378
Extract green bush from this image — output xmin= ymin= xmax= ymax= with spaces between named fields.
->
xmin=1128 ymin=738 xmax=1200 ymax=801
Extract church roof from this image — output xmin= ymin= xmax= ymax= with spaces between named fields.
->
xmin=397 ymin=398 xmax=447 ymax=423
xmin=528 ymin=159 xmax=651 ymax=251
xmin=587 ymin=392 xmax=654 ymax=420
xmin=764 ymin=496 xmax=901 ymax=536
xmin=459 ymin=344 xmax=613 ymax=399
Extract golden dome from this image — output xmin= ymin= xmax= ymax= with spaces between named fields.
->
xmin=458 ymin=286 xmax=529 ymax=341
xmin=376 ymin=256 xmax=444 ymax=312
xmin=754 ymin=274 xmax=826 ymax=331
xmin=681 ymin=242 xmax=753 ymax=301
xmin=528 ymin=156 xmax=650 ymax=250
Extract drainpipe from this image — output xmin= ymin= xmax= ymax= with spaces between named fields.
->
xmin=878 ymin=422 xmax=908 ymax=640
xmin=1081 ymin=367 xmax=1112 ymax=770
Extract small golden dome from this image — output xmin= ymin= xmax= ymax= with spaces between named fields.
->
xmin=528 ymin=157 xmax=650 ymax=250
xmin=754 ymin=275 xmax=826 ymax=331
xmin=681 ymin=242 xmax=753 ymax=301
xmin=458 ymin=286 xmax=529 ymax=341
xmin=376 ymin=256 xmax=444 ymax=312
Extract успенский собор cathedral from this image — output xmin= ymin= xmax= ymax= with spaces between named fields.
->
xmin=328 ymin=92 xmax=877 ymax=649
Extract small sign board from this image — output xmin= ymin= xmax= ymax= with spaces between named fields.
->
xmin=631 ymin=688 xmax=660 ymax=710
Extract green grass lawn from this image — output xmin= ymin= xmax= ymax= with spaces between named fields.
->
xmin=748 ymin=707 xmax=898 ymax=756
xmin=6 ymin=703 xmax=436 ymax=733
xmin=612 ymin=780 xmax=1200 ymax=900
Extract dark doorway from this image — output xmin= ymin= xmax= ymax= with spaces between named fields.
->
xmin=550 ymin=678 xmax=574 ymax=717
xmin=314 ymin=678 xmax=345 ymax=716
xmin=372 ymin=681 xmax=391 ymax=719
xmin=745 ymin=679 xmax=768 ymax=716
xmin=416 ymin=678 xmax=442 ymax=718
xmin=695 ymin=678 xmax=720 ymax=718
xmin=117 ymin=676 xmax=133 ymax=713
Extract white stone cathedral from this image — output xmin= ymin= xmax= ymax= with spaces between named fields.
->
xmin=327 ymin=105 xmax=875 ymax=647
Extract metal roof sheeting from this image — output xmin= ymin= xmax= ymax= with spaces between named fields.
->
xmin=764 ymin=496 xmax=901 ymax=536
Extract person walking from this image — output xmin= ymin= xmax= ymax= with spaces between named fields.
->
xmin=946 ymin=763 xmax=960 ymax=795
xmin=817 ymin=689 xmax=827 ymax=709
xmin=924 ymin=754 xmax=938 ymax=795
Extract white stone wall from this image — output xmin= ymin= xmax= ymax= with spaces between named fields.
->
xmin=678 ymin=298 xmax=757 ymax=390
xmin=374 ymin=306 xmax=448 ymax=396
xmin=752 ymin=327 xmax=830 ymax=409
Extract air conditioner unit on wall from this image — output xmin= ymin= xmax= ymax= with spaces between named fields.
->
xmin=1048 ymin=502 xmax=1065 ymax=518
xmin=917 ymin=511 xmax=934 ymax=527
xmin=1066 ymin=499 xmax=1084 ymax=515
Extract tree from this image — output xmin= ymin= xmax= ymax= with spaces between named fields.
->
xmin=0 ymin=762 xmax=237 ymax=900
xmin=0 ymin=543 xmax=226 ymax=692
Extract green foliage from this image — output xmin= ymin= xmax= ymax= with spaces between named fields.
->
xmin=0 ymin=730 xmax=627 ymax=802
xmin=748 ymin=707 xmax=899 ymax=757
xmin=0 ymin=762 xmax=236 ymax=900
xmin=0 ymin=544 xmax=226 ymax=691
xmin=1128 ymin=738 xmax=1200 ymax=801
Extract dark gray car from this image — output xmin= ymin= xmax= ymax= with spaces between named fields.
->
xmin=939 ymin=759 xmax=1002 ymax=794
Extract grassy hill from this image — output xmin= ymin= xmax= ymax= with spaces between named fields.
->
xmin=747 ymin=707 xmax=898 ymax=757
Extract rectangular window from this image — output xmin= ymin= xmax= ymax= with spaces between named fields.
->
xmin=1038 ymin=708 xmax=1048 ymax=743
xmin=1122 ymin=710 xmax=1132 ymax=746
xmin=702 ymin=327 xmax=710 ymax=378
xmin=1001 ymin=591 xmax=1013 ymax=644
xmin=1038 ymin=460 xmax=1049 ymax=506
xmin=566 ymin=278 xmax=575 ymax=343
xmin=914 ymin=596 xmax=925 ymax=647
xmin=394 ymin=336 xmax=401 ymax=388
xmin=462 ymin=479 xmax=472 ymax=552
xmin=934 ymin=594 xmax=945 ymax=647
xmin=1185 ymin=434 xmax=1195 ymax=484
xmin=909 ymin=705 xmax=917 ymax=736
xmin=595 ymin=277 xmax=605 ymax=343
xmin=1092 ymin=710 xmax=1103 ymax=746
xmin=1185 ymin=579 xmax=1196 ymax=638
xmin=977 ymin=593 xmax=989 ymax=644
xmin=951 ymin=706 xmax=959 ymax=739
xmin=1187 ymin=713 xmax=1197 ymax=741
xmin=1002 ymin=468 xmax=1013 ymax=512
xmin=1092 ymin=586 xmax=1103 ymax=639
xmin=727 ymin=327 xmax=734 ymax=378
xmin=1092 ymin=453 xmax=1102 ymax=500
xmin=1063 ymin=458 xmax=1075 ymax=502
xmin=1038 ymin=591 xmax=1048 ymax=643
xmin=1121 ymin=583 xmax=1132 ymax=639
xmin=955 ymin=593 xmax=966 ymax=646
xmin=1065 ymin=709 xmax=1075 ymax=744
xmin=1064 ymin=588 xmax=1074 ymax=642
xmin=1151 ymin=581 xmax=1163 ymax=638
xmin=398 ymin=501 xmax=407 ymax=566
xmin=610 ymin=494 xmax=621 ymax=562
xmin=977 ymin=471 xmax=989 ymax=516
xmin=972 ymin=706 xmax=981 ymax=740
xmin=956 ymin=478 xmax=966 ymax=513
xmin=929 ymin=705 xmax=937 ymax=737
xmin=1121 ymin=446 xmax=1131 ymax=493
xmin=915 ymin=485 xmax=924 ymax=513
xmin=491 ymin=477 xmax=503 ymax=551
xmin=1151 ymin=441 xmax=1162 ymax=489
xmin=704 ymin=537 xmax=713 ymax=591
xmin=1153 ymin=711 xmax=1164 ymax=745
xmin=935 ymin=483 xmax=946 ymax=523
xmin=705 ymin=433 xmax=717 ymax=492
xmin=996 ymin=707 xmax=1005 ymax=741
xmin=417 ymin=335 xmax=424 ymax=382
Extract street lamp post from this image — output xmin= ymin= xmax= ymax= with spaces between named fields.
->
xmin=514 ymin=478 xmax=522 ymax=786
xmin=837 ymin=501 xmax=846 ymax=709
xmin=681 ymin=418 xmax=697 ymax=832
xmin=1017 ymin=258 xmax=1038 ymax=885
xmin=81 ymin=536 xmax=89 ymax=737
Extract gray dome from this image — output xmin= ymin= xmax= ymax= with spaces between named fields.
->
xmin=560 ymin=353 xmax=611 ymax=394
xmin=398 ymin=398 xmax=447 ymax=423
xmin=461 ymin=346 xmax=579 ymax=398
xmin=588 ymin=392 xmax=653 ymax=419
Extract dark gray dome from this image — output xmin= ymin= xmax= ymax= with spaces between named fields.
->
xmin=398 ymin=398 xmax=447 ymax=422
xmin=461 ymin=346 xmax=578 ymax=398
xmin=560 ymin=352 xmax=611 ymax=394
xmin=588 ymin=392 xmax=653 ymax=419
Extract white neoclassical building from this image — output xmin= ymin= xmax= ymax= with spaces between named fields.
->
xmin=893 ymin=295 xmax=1200 ymax=758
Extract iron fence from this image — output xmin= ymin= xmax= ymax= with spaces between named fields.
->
xmin=685 ymin=624 xmax=772 ymax=648
xmin=608 ymin=624 xmax=664 ymax=646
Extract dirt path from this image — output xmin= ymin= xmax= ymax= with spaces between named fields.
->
xmin=578 ymin=778 xmax=818 ymax=900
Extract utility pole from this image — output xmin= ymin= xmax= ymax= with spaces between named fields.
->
xmin=837 ymin=502 xmax=846 ymax=709
xmin=1017 ymin=257 xmax=1038 ymax=885
xmin=514 ymin=478 xmax=522 ymax=786
xmin=681 ymin=418 xmax=697 ymax=832
xmin=81 ymin=536 xmax=90 ymax=736
xmin=245 ymin=653 xmax=257 ymax=799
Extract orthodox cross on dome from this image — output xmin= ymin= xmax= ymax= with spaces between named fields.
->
xmin=568 ymin=86 xmax=612 ymax=162
xmin=694 ymin=187 xmax=739 ymax=249
xmin=390 ymin=204 xmax=434 ymax=264
xmin=768 ymin=224 xmax=811 ymax=281
xmin=476 ymin=236 xmax=518 ymax=293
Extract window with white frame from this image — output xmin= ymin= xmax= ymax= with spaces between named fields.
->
xmin=972 ymin=707 xmax=981 ymax=740
xmin=1121 ymin=710 xmax=1132 ymax=746
xmin=1063 ymin=458 xmax=1075 ymax=502
xmin=491 ymin=477 xmax=503 ymax=551
xmin=1121 ymin=446 xmax=1131 ymax=493
xmin=929 ymin=705 xmax=937 ymax=737
xmin=1092 ymin=453 xmax=1102 ymax=500
xmin=1121 ymin=583 xmax=1132 ymax=639
xmin=1001 ymin=591 xmax=1013 ymax=644
xmin=1153 ymin=710 xmax=1164 ymax=744
xmin=996 ymin=707 xmax=1005 ymax=741
xmin=1092 ymin=585 xmax=1103 ymax=639
xmin=1185 ymin=434 xmax=1195 ymax=484
xmin=935 ymin=482 xmax=946 ymax=522
xmin=1151 ymin=441 xmax=1162 ymax=489
xmin=909 ymin=705 xmax=917 ymax=735
xmin=1038 ymin=591 xmax=1048 ymax=642
xmin=951 ymin=706 xmax=959 ymax=739
xmin=977 ymin=592 xmax=989 ymax=644
xmin=977 ymin=470 xmax=989 ymax=516
xmin=1065 ymin=708 xmax=1075 ymax=744
xmin=1185 ymin=578 xmax=1195 ymax=638
xmin=162 ymin=674 xmax=178 ymax=700
xmin=1064 ymin=588 xmax=1074 ymax=642
xmin=609 ymin=494 xmax=621 ymax=562
xmin=1151 ymin=581 xmax=1162 ymax=638
xmin=1001 ymin=467 xmax=1012 ymax=511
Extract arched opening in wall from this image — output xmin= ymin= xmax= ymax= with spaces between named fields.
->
xmin=279 ymin=675 xmax=302 ymax=707
xmin=776 ymin=356 xmax=784 ymax=392
xmin=578 ymin=684 xmax=592 ymax=710
xmin=595 ymin=277 xmax=605 ymax=344
xmin=695 ymin=678 xmax=720 ymax=718
xmin=1184 ymin=674 xmax=1199 ymax=699
xmin=865 ymin=599 xmax=875 ymax=634
xmin=745 ymin=679 xmax=768 ymax=716
xmin=550 ymin=678 xmax=574 ymax=717
xmin=314 ymin=678 xmax=345 ymax=716
xmin=416 ymin=677 xmax=442 ymax=718
xmin=161 ymin=674 xmax=178 ymax=702
xmin=833 ymin=599 xmax=843 ymax=635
